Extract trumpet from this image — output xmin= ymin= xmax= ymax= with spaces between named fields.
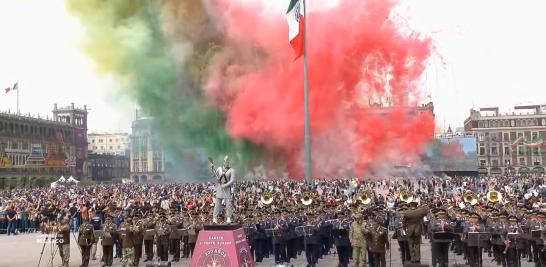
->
xmin=261 ymin=193 xmax=274 ymax=205
xmin=487 ymin=190 xmax=502 ymax=203
xmin=301 ymin=193 xmax=313 ymax=206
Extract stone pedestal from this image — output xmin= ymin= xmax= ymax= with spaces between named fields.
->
xmin=190 ymin=224 xmax=255 ymax=267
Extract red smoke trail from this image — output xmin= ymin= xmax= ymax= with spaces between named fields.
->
xmin=205 ymin=0 xmax=435 ymax=178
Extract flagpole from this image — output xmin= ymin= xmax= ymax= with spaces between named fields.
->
xmin=16 ymin=83 xmax=19 ymax=115
xmin=302 ymin=0 xmax=312 ymax=184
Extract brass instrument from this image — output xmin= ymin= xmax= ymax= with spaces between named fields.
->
xmin=400 ymin=192 xmax=413 ymax=204
xmin=464 ymin=192 xmax=478 ymax=206
xmin=358 ymin=193 xmax=372 ymax=205
xmin=301 ymin=193 xmax=313 ymax=206
xmin=487 ymin=190 xmax=502 ymax=203
xmin=261 ymin=193 xmax=274 ymax=205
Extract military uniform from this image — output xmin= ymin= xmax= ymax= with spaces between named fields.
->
xmin=155 ymin=218 xmax=171 ymax=261
xmin=333 ymin=218 xmax=352 ymax=267
xmin=133 ymin=220 xmax=144 ymax=265
xmin=57 ymin=220 xmax=71 ymax=267
xmin=402 ymin=204 xmax=429 ymax=264
xmin=168 ymin=216 xmax=182 ymax=262
xmin=429 ymin=210 xmax=452 ymax=267
xmin=143 ymin=218 xmax=155 ymax=261
xmin=78 ymin=220 xmax=96 ymax=267
xmin=349 ymin=216 xmax=367 ymax=267
xmin=366 ymin=223 xmax=389 ymax=267
xmin=101 ymin=219 xmax=117 ymax=267
xmin=119 ymin=220 xmax=135 ymax=267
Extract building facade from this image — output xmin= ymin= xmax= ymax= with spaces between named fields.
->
xmin=87 ymin=153 xmax=130 ymax=182
xmin=0 ymin=103 xmax=88 ymax=188
xmin=130 ymin=110 xmax=165 ymax=182
xmin=88 ymin=133 xmax=130 ymax=156
xmin=464 ymin=105 xmax=546 ymax=175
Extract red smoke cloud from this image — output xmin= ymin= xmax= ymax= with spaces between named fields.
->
xmin=205 ymin=0 xmax=435 ymax=178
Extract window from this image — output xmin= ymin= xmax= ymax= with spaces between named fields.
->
xmin=99 ymin=139 xmax=103 ymax=143
xmin=532 ymin=132 xmax=539 ymax=141
xmin=109 ymin=146 xmax=113 ymax=150
xmin=480 ymin=160 xmax=486 ymax=166
xmin=503 ymin=133 xmax=509 ymax=141
xmin=505 ymin=159 xmax=511 ymax=166
xmin=100 ymin=146 xmax=104 ymax=150
xmin=492 ymin=160 xmax=499 ymax=167
xmin=504 ymin=147 xmax=511 ymax=155
xmin=520 ymin=157 xmax=526 ymax=165
xmin=491 ymin=147 xmax=498 ymax=155
xmin=480 ymin=147 xmax=486 ymax=155
xmin=92 ymin=139 xmax=95 ymax=143
xmin=93 ymin=146 xmax=97 ymax=150
xmin=117 ymin=145 xmax=121 ymax=149
xmin=478 ymin=134 xmax=484 ymax=142
xmin=109 ymin=139 xmax=112 ymax=142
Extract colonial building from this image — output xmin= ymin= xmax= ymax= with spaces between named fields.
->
xmin=464 ymin=105 xmax=546 ymax=175
xmin=87 ymin=153 xmax=130 ymax=182
xmin=0 ymin=103 xmax=88 ymax=188
xmin=130 ymin=110 xmax=165 ymax=182
xmin=88 ymin=133 xmax=130 ymax=156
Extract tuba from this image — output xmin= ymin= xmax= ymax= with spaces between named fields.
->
xmin=359 ymin=193 xmax=372 ymax=205
xmin=487 ymin=190 xmax=502 ymax=203
xmin=261 ymin=193 xmax=274 ymax=205
xmin=301 ymin=193 xmax=313 ymax=206
xmin=464 ymin=192 xmax=478 ymax=206
xmin=400 ymin=192 xmax=413 ymax=204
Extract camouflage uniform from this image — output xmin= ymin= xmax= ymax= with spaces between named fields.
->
xmin=120 ymin=221 xmax=136 ymax=267
xmin=60 ymin=244 xmax=70 ymax=267
xmin=121 ymin=247 xmax=135 ymax=267
xmin=78 ymin=221 xmax=95 ymax=267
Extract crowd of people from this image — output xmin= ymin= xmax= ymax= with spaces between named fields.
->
xmin=0 ymin=174 xmax=546 ymax=267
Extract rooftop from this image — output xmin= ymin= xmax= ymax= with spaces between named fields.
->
xmin=0 ymin=110 xmax=73 ymax=127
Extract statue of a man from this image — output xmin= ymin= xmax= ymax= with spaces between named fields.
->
xmin=211 ymin=155 xmax=235 ymax=224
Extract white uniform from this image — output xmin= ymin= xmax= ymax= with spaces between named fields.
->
xmin=213 ymin=166 xmax=234 ymax=223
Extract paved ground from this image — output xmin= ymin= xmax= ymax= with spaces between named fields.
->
xmin=0 ymin=232 xmax=537 ymax=267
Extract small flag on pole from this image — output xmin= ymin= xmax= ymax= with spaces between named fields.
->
xmin=287 ymin=0 xmax=305 ymax=59
xmin=5 ymin=82 xmax=18 ymax=93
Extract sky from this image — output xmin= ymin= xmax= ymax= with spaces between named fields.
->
xmin=1 ymin=0 xmax=545 ymax=134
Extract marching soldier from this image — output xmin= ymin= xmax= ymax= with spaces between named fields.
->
xmin=402 ymin=199 xmax=429 ymax=264
xmin=392 ymin=206 xmax=411 ymax=263
xmin=366 ymin=217 xmax=390 ymax=267
xmin=57 ymin=218 xmax=71 ymax=267
xmin=78 ymin=219 xmax=95 ymax=267
xmin=133 ymin=218 xmax=144 ymax=265
xmin=333 ymin=212 xmax=351 ymax=267
xmin=349 ymin=214 xmax=367 ymax=267
xmin=101 ymin=217 xmax=117 ymax=267
xmin=504 ymin=215 xmax=523 ymax=267
xmin=464 ymin=212 xmax=486 ymax=267
xmin=119 ymin=217 xmax=135 ymax=267
xmin=304 ymin=214 xmax=320 ymax=267
xmin=155 ymin=215 xmax=171 ymax=261
xmin=430 ymin=208 xmax=452 ymax=267
xmin=143 ymin=218 xmax=155 ymax=262
xmin=168 ymin=215 xmax=183 ymax=262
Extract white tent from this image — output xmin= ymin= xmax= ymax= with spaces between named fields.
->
xmin=67 ymin=176 xmax=79 ymax=184
xmin=57 ymin=176 xmax=66 ymax=183
xmin=50 ymin=181 xmax=58 ymax=188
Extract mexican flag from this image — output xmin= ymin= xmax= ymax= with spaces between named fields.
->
xmin=4 ymin=82 xmax=18 ymax=93
xmin=287 ymin=0 xmax=305 ymax=59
